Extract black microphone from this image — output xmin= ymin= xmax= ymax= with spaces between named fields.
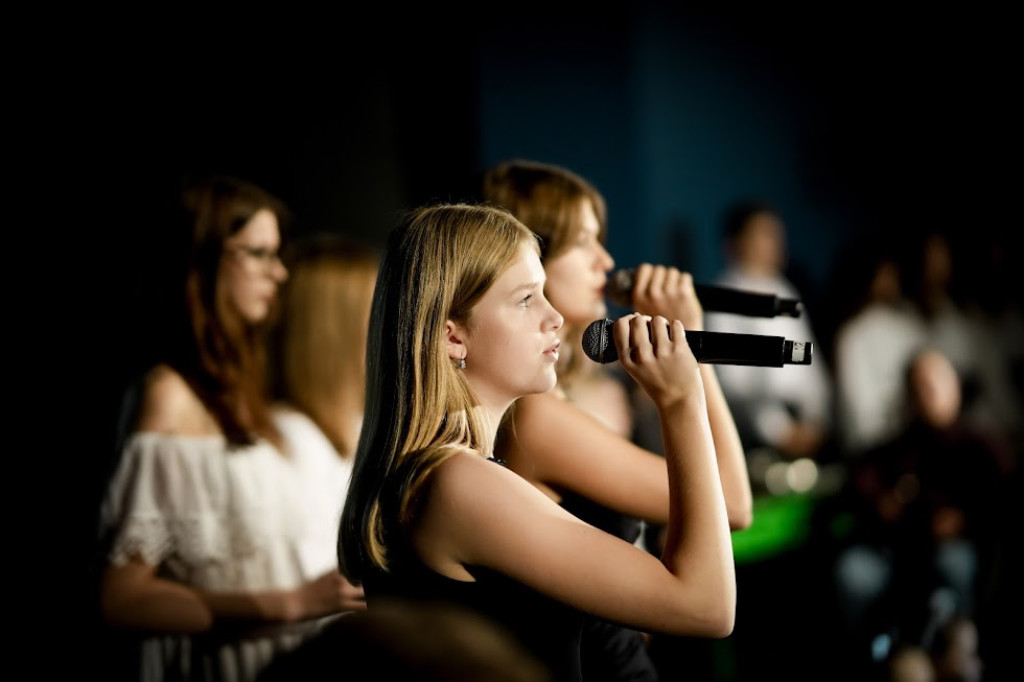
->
xmin=606 ymin=268 xmax=803 ymax=318
xmin=581 ymin=318 xmax=813 ymax=367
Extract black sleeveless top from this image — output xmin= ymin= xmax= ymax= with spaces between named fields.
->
xmin=559 ymin=485 xmax=659 ymax=681
xmin=364 ymin=457 xmax=586 ymax=682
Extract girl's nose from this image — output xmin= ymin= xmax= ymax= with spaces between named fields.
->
xmin=597 ymin=243 xmax=614 ymax=271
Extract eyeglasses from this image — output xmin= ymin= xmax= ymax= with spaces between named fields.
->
xmin=226 ymin=245 xmax=284 ymax=270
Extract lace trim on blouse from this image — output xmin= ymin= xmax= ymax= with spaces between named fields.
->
xmin=100 ymin=432 xmax=310 ymax=587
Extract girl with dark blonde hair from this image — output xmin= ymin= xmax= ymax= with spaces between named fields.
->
xmin=339 ymin=202 xmax=737 ymax=682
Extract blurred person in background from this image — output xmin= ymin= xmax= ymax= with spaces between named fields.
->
xmin=826 ymin=348 xmax=1010 ymax=677
xmin=96 ymin=175 xmax=363 ymax=682
xmin=826 ymin=230 xmax=929 ymax=459
xmin=483 ymin=160 xmax=751 ymax=681
xmin=902 ymin=228 xmax=1022 ymax=452
xmin=704 ymin=199 xmax=834 ymax=467
xmin=264 ymin=232 xmax=382 ymax=622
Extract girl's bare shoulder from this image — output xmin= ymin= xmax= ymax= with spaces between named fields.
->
xmin=134 ymin=365 xmax=219 ymax=436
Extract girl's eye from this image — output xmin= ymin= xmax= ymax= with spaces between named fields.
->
xmin=520 ymin=294 xmax=533 ymax=307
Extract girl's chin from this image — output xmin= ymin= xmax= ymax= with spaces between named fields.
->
xmin=242 ymin=304 xmax=271 ymax=325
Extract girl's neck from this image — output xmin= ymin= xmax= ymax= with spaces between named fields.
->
xmin=472 ymin=403 xmax=509 ymax=457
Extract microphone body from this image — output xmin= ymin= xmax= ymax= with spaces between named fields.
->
xmin=606 ymin=268 xmax=803 ymax=318
xmin=581 ymin=318 xmax=813 ymax=367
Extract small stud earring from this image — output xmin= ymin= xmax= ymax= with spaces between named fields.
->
xmin=458 ymin=355 xmax=466 ymax=370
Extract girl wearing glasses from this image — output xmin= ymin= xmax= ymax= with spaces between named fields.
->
xmin=97 ymin=175 xmax=364 ymax=682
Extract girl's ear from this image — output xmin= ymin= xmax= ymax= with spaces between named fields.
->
xmin=445 ymin=319 xmax=467 ymax=364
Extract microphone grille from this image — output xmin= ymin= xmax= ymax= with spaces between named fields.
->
xmin=581 ymin=319 xmax=616 ymax=364
xmin=606 ymin=269 xmax=634 ymax=308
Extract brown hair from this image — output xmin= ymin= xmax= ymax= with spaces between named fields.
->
xmin=173 ymin=174 xmax=290 ymax=448
xmin=482 ymin=159 xmax=607 ymax=261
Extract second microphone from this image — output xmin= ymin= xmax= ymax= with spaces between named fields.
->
xmin=606 ymin=268 xmax=803 ymax=318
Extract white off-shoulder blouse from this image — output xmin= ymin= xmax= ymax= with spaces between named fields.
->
xmin=99 ymin=407 xmax=354 ymax=682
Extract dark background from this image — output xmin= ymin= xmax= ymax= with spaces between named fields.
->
xmin=91 ymin=5 xmax=1019 ymax=349
xmin=61 ymin=5 xmax=1019 ymax=678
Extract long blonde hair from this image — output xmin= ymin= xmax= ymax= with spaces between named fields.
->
xmin=339 ymin=203 xmax=540 ymax=578
xmin=272 ymin=234 xmax=380 ymax=456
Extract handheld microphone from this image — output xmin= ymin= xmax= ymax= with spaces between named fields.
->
xmin=606 ymin=268 xmax=803 ymax=318
xmin=581 ymin=318 xmax=813 ymax=367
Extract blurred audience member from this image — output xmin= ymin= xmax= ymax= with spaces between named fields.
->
xmin=704 ymin=199 xmax=834 ymax=465
xmin=266 ymin=232 xmax=380 ymax=603
xmin=828 ymin=230 xmax=928 ymax=458
xmin=270 ymin=233 xmax=379 ymax=460
xmin=96 ymin=175 xmax=363 ymax=682
xmin=903 ymin=228 xmax=1022 ymax=450
xmin=827 ymin=348 xmax=1011 ymax=674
